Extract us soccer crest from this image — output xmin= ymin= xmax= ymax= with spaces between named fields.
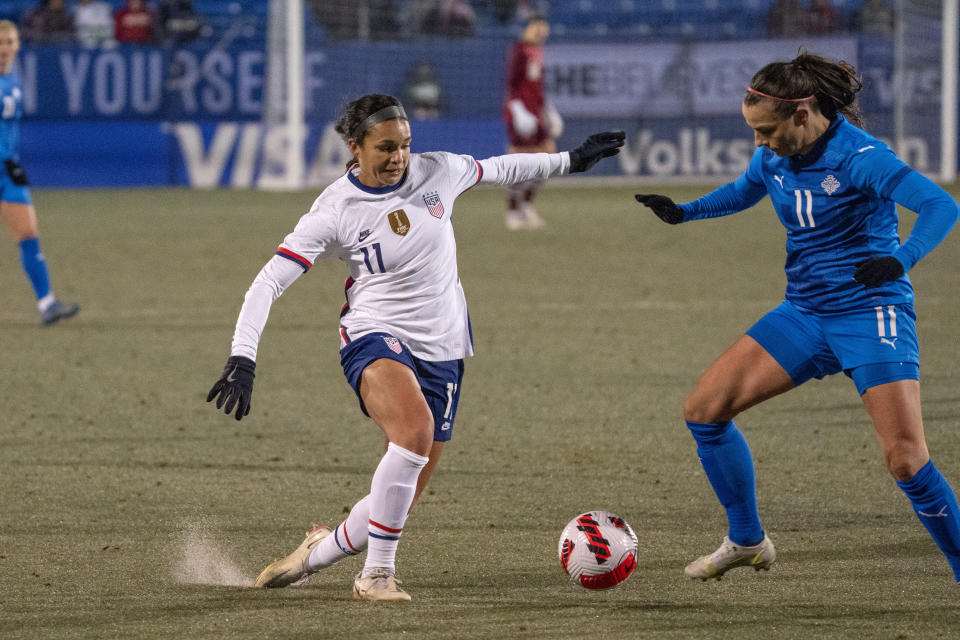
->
xmin=423 ymin=191 xmax=445 ymax=218
xmin=388 ymin=209 xmax=410 ymax=236
xmin=383 ymin=336 xmax=402 ymax=354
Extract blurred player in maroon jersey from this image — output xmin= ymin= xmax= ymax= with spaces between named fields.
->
xmin=502 ymin=14 xmax=563 ymax=230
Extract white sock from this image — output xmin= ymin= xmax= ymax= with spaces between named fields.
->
xmin=307 ymin=495 xmax=370 ymax=571
xmin=37 ymin=293 xmax=55 ymax=313
xmin=362 ymin=442 xmax=428 ymax=576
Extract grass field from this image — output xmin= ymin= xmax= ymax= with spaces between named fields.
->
xmin=1 ymin=183 xmax=959 ymax=639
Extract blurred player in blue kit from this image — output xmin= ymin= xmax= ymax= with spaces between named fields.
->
xmin=0 ymin=20 xmax=78 ymax=325
xmin=206 ymin=93 xmax=624 ymax=601
xmin=635 ymin=52 xmax=960 ymax=581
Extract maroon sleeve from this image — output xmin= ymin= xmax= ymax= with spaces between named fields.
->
xmin=506 ymin=42 xmax=526 ymax=100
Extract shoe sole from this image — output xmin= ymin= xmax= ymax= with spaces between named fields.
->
xmin=43 ymin=307 xmax=80 ymax=326
xmin=352 ymin=587 xmax=411 ymax=602
xmin=256 ymin=564 xmax=303 ymax=588
xmin=688 ymin=556 xmax=775 ymax=581
xmin=254 ymin=526 xmax=331 ymax=588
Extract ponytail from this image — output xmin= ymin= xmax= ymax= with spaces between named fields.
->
xmin=744 ymin=50 xmax=864 ymax=128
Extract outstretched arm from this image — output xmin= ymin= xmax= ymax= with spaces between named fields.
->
xmin=635 ymin=149 xmax=767 ymax=224
xmin=207 ymin=255 xmax=305 ymax=420
xmin=478 ymin=131 xmax=625 ymax=185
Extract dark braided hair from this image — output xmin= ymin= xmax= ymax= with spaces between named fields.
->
xmin=334 ymin=94 xmax=406 ymax=169
xmin=335 ymin=94 xmax=404 ymax=145
xmin=744 ymin=51 xmax=864 ymax=128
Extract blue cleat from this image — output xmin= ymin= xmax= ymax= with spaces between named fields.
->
xmin=42 ymin=300 xmax=80 ymax=326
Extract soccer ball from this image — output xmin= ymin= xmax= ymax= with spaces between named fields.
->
xmin=558 ymin=510 xmax=638 ymax=590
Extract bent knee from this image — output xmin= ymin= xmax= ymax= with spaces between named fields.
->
xmin=883 ymin=444 xmax=929 ymax=482
xmin=391 ymin=410 xmax=435 ymax=456
xmin=683 ymin=390 xmax=737 ymax=424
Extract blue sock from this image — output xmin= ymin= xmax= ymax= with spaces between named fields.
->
xmin=687 ymin=420 xmax=764 ymax=546
xmin=18 ymin=237 xmax=51 ymax=302
xmin=896 ymin=459 xmax=960 ymax=581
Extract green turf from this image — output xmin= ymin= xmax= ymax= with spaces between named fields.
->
xmin=1 ymin=184 xmax=959 ymax=639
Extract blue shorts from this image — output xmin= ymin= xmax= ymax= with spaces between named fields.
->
xmin=747 ymin=300 xmax=920 ymax=395
xmin=0 ymin=171 xmax=32 ymax=205
xmin=340 ymin=332 xmax=464 ymax=442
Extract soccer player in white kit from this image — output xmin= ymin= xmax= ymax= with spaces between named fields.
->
xmin=206 ymin=94 xmax=624 ymax=601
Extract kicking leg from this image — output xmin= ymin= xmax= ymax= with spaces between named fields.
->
xmin=256 ymin=359 xmax=431 ymax=599
xmin=303 ymin=440 xmax=446 ymax=574
xmin=683 ymin=335 xmax=793 ymax=579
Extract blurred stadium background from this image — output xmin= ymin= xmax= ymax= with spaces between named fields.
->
xmin=2 ymin=0 xmax=957 ymax=189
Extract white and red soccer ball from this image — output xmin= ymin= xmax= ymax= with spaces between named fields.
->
xmin=558 ymin=510 xmax=638 ymax=590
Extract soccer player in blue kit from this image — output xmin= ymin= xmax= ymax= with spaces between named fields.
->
xmin=635 ymin=52 xmax=960 ymax=581
xmin=0 ymin=20 xmax=78 ymax=325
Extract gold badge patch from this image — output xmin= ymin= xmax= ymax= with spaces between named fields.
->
xmin=388 ymin=209 xmax=410 ymax=236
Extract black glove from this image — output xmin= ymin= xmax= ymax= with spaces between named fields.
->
xmin=853 ymin=256 xmax=904 ymax=288
xmin=5 ymin=158 xmax=28 ymax=186
xmin=568 ymin=131 xmax=625 ymax=173
xmin=635 ymin=193 xmax=685 ymax=224
xmin=206 ymin=355 xmax=256 ymax=420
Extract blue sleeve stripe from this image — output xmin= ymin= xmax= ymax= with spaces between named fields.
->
xmin=887 ymin=165 xmax=913 ymax=192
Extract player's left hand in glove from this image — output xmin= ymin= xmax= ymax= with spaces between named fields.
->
xmin=5 ymin=158 xmax=28 ymax=186
xmin=568 ymin=131 xmax=626 ymax=173
xmin=635 ymin=194 xmax=685 ymax=224
xmin=207 ymin=355 xmax=256 ymax=420
xmin=853 ymin=256 xmax=904 ymax=288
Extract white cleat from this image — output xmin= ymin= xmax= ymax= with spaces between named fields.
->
xmin=520 ymin=203 xmax=546 ymax=229
xmin=254 ymin=524 xmax=332 ymax=588
xmin=684 ymin=535 xmax=776 ymax=581
xmin=505 ymin=208 xmax=528 ymax=230
xmin=352 ymin=568 xmax=412 ymax=602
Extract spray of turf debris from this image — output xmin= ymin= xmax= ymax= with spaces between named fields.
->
xmin=171 ymin=520 xmax=254 ymax=587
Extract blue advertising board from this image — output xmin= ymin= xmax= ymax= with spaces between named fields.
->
xmin=16 ymin=35 xmax=942 ymax=188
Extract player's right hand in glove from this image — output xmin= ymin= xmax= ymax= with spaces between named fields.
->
xmin=635 ymin=194 xmax=685 ymax=224
xmin=568 ymin=131 xmax=626 ymax=173
xmin=207 ymin=355 xmax=256 ymax=421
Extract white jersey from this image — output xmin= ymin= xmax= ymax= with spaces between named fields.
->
xmin=231 ymin=150 xmax=570 ymax=362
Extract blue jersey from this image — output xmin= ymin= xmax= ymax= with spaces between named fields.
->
xmin=680 ymin=115 xmax=957 ymax=312
xmin=0 ymin=70 xmax=23 ymax=161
